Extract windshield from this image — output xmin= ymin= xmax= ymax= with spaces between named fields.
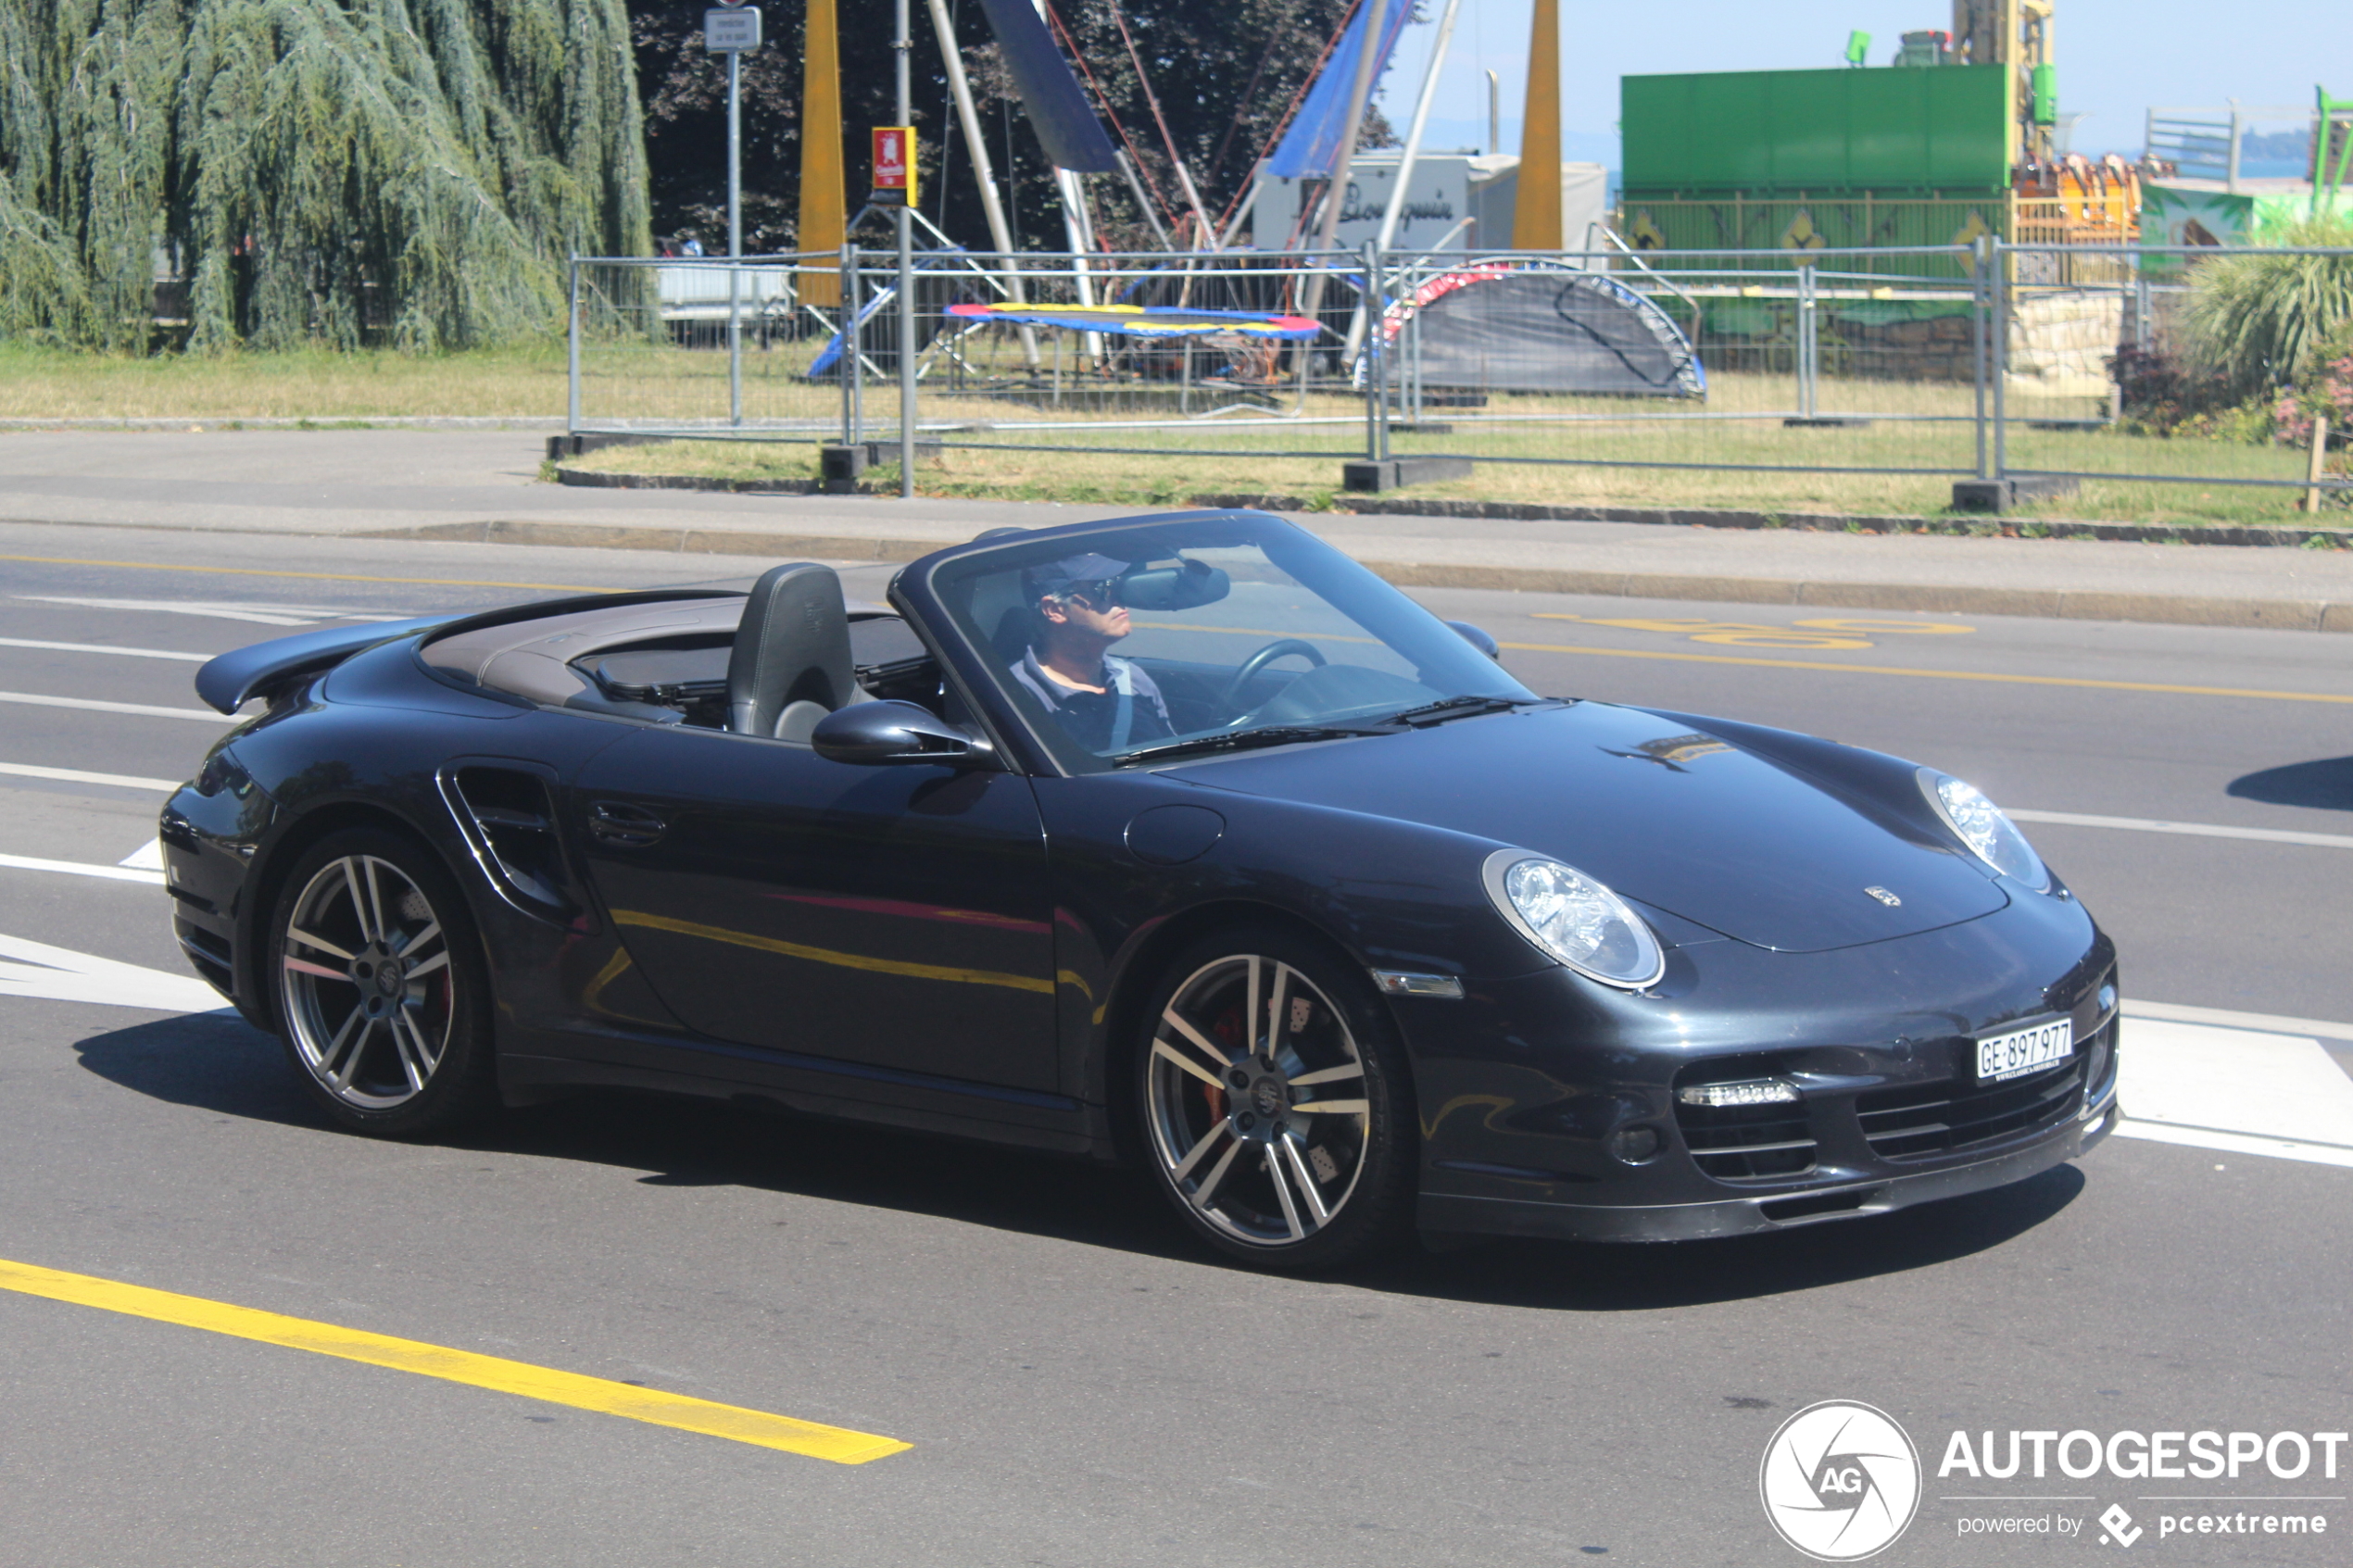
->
xmin=924 ymin=513 xmax=1537 ymax=772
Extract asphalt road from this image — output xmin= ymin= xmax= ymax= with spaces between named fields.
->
xmin=0 ymin=521 xmax=2347 ymax=1567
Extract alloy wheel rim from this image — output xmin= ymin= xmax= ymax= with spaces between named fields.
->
xmin=278 ymin=855 xmax=456 ymax=1110
xmin=1146 ymin=954 xmax=1368 ymax=1248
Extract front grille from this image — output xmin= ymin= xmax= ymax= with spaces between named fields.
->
xmin=1676 ymin=1098 xmax=1818 ymax=1181
xmin=1856 ymin=1057 xmax=2084 ymax=1160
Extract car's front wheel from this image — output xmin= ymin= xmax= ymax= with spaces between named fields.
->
xmin=1137 ymin=927 xmax=1416 ymax=1270
xmin=269 ymin=828 xmax=496 ymax=1136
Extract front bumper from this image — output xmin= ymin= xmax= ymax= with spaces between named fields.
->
xmin=1421 ymin=1085 xmax=2117 ymax=1242
xmin=1398 ymin=890 xmax=2120 ymax=1243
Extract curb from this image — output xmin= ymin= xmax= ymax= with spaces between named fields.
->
xmin=1185 ymin=492 xmax=2353 ymax=549
xmin=550 ymin=467 xmax=2353 ymax=548
xmin=366 ymin=517 xmax=2353 ymax=634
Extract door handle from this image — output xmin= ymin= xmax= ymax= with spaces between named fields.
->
xmin=587 ymin=800 xmax=666 ymax=847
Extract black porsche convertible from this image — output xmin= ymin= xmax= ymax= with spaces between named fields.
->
xmin=161 ymin=508 xmax=2117 ymax=1269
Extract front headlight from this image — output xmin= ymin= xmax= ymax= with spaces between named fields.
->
xmin=1481 ymin=850 xmax=1666 ymax=989
xmin=1919 ymin=770 xmax=2048 ymax=890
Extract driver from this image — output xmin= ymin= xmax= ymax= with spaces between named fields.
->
xmin=1010 ymin=554 xmax=1176 ymax=752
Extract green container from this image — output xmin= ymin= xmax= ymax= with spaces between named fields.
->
xmin=2031 ymin=64 xmax=2057 ymax=127
xmin=1614 ymin=192 xmax=2007 ymax=279
xmin=1622 ymin=64 xmax=2010 ymax=194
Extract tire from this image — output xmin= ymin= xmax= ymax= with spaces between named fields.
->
xmin=267 ymin=827 xmax=497 ymax=1137
xmin=1135 ymin=924 xmax=1416 ymax=1271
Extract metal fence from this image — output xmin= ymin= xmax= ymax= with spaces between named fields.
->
xmin=567 ymin=241 xmax=2349 ymax=510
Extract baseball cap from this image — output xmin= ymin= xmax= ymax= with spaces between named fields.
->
xmin=1023 ymin=553 xmax=1128 ymax=600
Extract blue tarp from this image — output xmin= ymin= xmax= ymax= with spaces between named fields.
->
xmin=1264 ymin=0 xmax=1414 ymax=181
xmin=974 ymin=0 xmax=1119 ymax=173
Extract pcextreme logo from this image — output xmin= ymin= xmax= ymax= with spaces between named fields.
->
xmin=1760 ymin=1400 xmax=1924 ymax=1561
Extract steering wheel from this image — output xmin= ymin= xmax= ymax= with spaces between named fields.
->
xmin=1220 ymin=638 xmax=1326 ymax=713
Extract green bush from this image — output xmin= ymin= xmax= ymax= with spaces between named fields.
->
xmin=2183 ymin=215 xmax=2353 ymax=399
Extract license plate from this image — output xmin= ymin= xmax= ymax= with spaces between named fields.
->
xmin=1975 ymin=1018 xmax=2073 ymax=1083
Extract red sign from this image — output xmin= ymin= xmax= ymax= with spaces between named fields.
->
xmin=872 ymin=126 xmax=916 ymax=205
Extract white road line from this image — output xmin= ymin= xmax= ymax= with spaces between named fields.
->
xmin=0 ymin=691 xmax=229 ymax=722
xmin=2123 ymin=997 xmax=2353 ymax=1043
xmin=0 ymin=637 xmax=209 ymax=662
xmin=0 ymin=853 xmax=164 ymax=885
xmin=2111 ymin=1122 xmax=2353 ymax=1170
xmin=118 ymin=837 xmax=165 ymax=871
xmin=0 ymin=762 xmax=183 ymax=791
xmin=17 ymin=596 xmax=409 ymax=627
xmin=2011 ymin=808 xmax=2353 ymax=851
xmin=0 ymin=934 xmax=221 ymax=1012
xmin=2116 ymin=1016 xmax=2353 ymax=1171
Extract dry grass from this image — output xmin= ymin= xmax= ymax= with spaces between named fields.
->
xmin=567 ymin=418 xmax=2345 ymax=530
xmin=0 ymin=343 xmax=568 ymax=420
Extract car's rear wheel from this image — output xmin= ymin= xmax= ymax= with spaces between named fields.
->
xmin=1137 ymin=926 xmax=1416 ymax=1270
xmin=270 ymin=828 xmax=495 ymax=1136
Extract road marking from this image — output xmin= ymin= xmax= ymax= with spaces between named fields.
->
xmin=1532 ymin=613 xmax=1976 ymax=650
xmin=2117 ymin=1016 xmax=2353 ymax=1169
xmin=19 ymin=596 xmax=401 ymax=627
xmin=2123 ymin=997 xmax=2353 ymax=1042
xmin=2010 ymin=808 xmax=2353 ymax=851
xmin=0 ymin=690 xmax=230 ymax=722
xmin=0 ymin=853 xmax=165 ymax=886
xmin=0 ymin=761 xmax=182 ymax=791
xmin=1495 ymin=638 xmax=2353 ymax=706
xmin=0 ymin=1256 xmax=912 ymax=1464
xmin=2111 ymin=1121 xmax=2353 ymax=1169
xmin=0 ymin=933 xmax=218 ymax=1010
xmin=0 ymin=554 xmax=607 ymax=593
xmin=119 ymin=837 xmax=165 ymax=870
xmin=0 ymin=635 xmax=210 ymax=660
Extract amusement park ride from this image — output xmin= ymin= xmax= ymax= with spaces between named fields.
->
xmin=738 ymin=0 xmax=2346 ymax=410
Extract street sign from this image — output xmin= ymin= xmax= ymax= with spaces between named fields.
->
xmin=703 ymin=7 xmax=761 ymax=51
xmin=872 ymin=126 xmax=916 ymax=206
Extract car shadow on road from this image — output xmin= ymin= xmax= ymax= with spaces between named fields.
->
xmin=77 ymin=1010 xmax=2085 ymax=1309
xmin=2229 ymin=756 xmax=2353 ymax=811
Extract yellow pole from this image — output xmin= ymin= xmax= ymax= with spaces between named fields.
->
xmin=799 ymin=0 xmax=847 ymax=306
xmin=1513 ymin=0 xmax=1562 ymax=249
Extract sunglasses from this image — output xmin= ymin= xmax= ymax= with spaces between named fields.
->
xmin=1055 ymin=580 xmax=1123 ymax=608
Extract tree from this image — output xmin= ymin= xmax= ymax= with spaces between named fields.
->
xmin=628 ymin=0 xmax=1386 ymax=254
xmin=0 ymin=0 xmax=649 ymax=351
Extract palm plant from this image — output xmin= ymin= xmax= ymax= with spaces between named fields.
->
xmin=2182 ymin=214 xmax=2353 ymax=399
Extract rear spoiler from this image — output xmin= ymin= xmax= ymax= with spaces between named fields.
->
xmin=195 ymin=617 xmax=453 ymax=714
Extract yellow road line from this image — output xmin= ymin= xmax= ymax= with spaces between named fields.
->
xmin=0 ymin=553 xmax=608 ymax=594
xmin=1497 ymin=639 xmax=2353 ymax=706
xmin=0 ymin=1255 xmax=911 ymax=1464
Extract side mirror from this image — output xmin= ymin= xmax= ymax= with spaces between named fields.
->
xmin=1445 ymin=621 xmax=1501 ymax=660
xmin=811 ymin=701 xmax=997 ymax=767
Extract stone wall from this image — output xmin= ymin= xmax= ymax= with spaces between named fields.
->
xmin=2005 ymin=288 xmax=2126 ymax=398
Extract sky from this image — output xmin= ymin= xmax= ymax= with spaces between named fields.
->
xmin=1377 ymin=1 xmax=2347 ymax=168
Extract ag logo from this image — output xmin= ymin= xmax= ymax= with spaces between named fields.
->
xmin=1759 ymin=1400 xmax=1921 ymax=1561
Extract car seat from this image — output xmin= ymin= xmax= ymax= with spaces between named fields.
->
xmin=726 ymin=562 xmax=856 ymax=741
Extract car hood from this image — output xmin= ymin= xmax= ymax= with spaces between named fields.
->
xmin=1173 ymin=702 xmax=2007 ymax=953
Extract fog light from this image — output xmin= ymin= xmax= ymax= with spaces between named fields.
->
xmin=1676 ymin=1077 xmax=1799 ymax=1109
xmin=1607 ymin=1124 xmax=1663 ymax=1163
